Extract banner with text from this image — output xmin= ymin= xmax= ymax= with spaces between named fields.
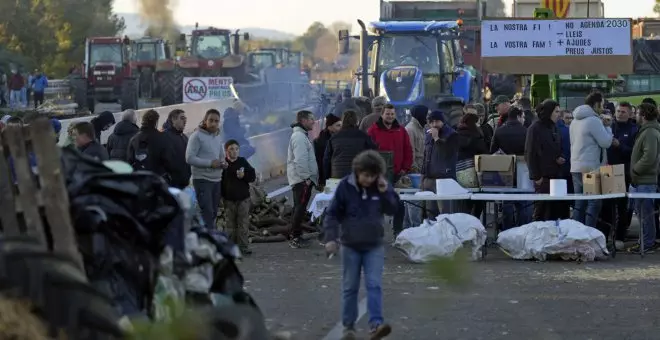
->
xmin=183 ymin=77 xmax=234 ymax=103
xmin=480 ymin=18 xmax=633 ymax=74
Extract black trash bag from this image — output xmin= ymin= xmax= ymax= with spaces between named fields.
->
xmin=63 ymin=146 xmax=180 ymax=318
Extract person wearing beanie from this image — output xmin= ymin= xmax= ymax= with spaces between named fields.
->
xmin=360 ymin=96 xmax=387 ymax=132
xmin=422 ymin=109 xmax=459 ymax=216
xmin=50 ymin=118 xmax=62 ymax=143
xmin=314 ymin=113 xmax=342 ymax=189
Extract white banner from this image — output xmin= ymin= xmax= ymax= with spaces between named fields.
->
xmin=182 ymin=77 xmax=234 ymax=103
xmin=481 ymin=18 xmax=632 ymax=58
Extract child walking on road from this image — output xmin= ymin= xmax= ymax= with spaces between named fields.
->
xmin=221 ymin=139 xmax=256 ymax=255
xmin=323 ymin=150 xmax=399 ymax=340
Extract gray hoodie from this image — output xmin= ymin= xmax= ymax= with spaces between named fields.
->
xmin=185 ymin=127 xmax=224 ymax=182
xmin=569 ymin=104 xmax=613 ymax=173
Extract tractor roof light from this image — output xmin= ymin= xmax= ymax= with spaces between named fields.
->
xmin=456 ymin=19 xmax=464 ymax=26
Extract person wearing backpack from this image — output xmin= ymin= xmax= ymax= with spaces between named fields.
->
xmin=186 ymin=109 xmax=227 ymax=229
xmin=127 ymin=109 xmax=174 ymax=181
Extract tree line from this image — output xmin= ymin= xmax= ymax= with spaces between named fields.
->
xmin=0 ymin=0 xmax=124 ymax=77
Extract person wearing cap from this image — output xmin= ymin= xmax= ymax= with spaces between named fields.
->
xmin=359 ymin=96 xmax=387 ymax=132
xmin=493 ymin=95 xmax=511 ymax=128
xmin=91 ymin=111 xmax=116 ymax=143
xmin=314 ymin=113 xmax=342 ymax=189
xmin=422 ymin=110 xmax=460 ymax=216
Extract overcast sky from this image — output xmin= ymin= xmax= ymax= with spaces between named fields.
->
xmin=113 ymin=0 xmax=656 ymax=35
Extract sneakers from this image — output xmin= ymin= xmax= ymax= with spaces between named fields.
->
xmin=341 ymin=327 xmax=357 ymax=340
xmin=626 ymin=243 xmax=659 ymax=254
xmin=369 ymin=323 xmax=392 ymax=340
xmin=289 ymin=237 xmax=310 ymax=249
xmin=239 ymin=247 xmax=253 ymax=256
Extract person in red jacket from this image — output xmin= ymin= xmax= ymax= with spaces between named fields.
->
xmin=368 ymin=103 xmax=412 ymax=236
xmin=367 ymin=103 xmax=413 ymax=177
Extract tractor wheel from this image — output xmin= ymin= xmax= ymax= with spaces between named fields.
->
xmin=160 ymin=68 xmax=184 ymax=106
xmin=0 ymin=236 xmax=124 ymax=340
xmin=121 ymin=78 xmax=139 ymax=111
xmin=69 ymin=77 xmax=88 ymax=113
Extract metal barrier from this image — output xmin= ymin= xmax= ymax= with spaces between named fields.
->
xmin=44 ymin=79 xmax=70 ymax=96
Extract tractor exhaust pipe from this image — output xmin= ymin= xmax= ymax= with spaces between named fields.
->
xmin=357 ymin=20 xmax=369 ymax=97
xmin=233 ymin=29 xmax=241 ymax=55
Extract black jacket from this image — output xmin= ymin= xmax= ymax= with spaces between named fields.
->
xmin=324 ymin=127 xmax=376 ymax=180
xmin=523 ymin=109 xmax=536 ymax=128
xmin=490 ymin=119 xmax=527 ymax=156
xmin=525 ymin=119 xmax=563 ymax=180
xmin=163 ymin=127 xmax=191 ymax=189
xmin=79 ymin=140 xmax=109 ymax=161
xmin=221 ymin=157 xmax=256 ymax=201
xmin=106 ymin=120 xmax=138 ymax=161
xmin=313 ymin=129 xmax=332 ymax=185
xmin=480 ymin=122 xmax=494 ymax=150
xmin=91 ymin=111 xmax=116 ymax=142
xmin=127 ymin=127 xmax=174 ymax=179
xmin=608 ymin=119 xmax=638 ymax=183
xmin=456 ymin=126 xmax=489 ymax=162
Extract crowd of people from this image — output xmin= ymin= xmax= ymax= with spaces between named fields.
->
xmin=284 ymin=91 xmax=660 ymax=339
xmin=0 ymin=69 xmax=49 ymax=109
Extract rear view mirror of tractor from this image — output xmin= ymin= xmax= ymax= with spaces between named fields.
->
xmin=338 ymin=29 xmax=350 ymax=55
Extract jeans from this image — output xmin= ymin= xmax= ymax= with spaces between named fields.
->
xmin=193 ymin=179 xmax=222 ymax=229
xmin=502 ymin=202 xmax=532 ymax=230
xmin=9 ymin=90 xmax=21 ymax=109
xmin=403 ymin=203 xmax=422 ymax=229
xmin=571 ymin=173 xmax=603 ymax=227
xmin=632 ymin=184 xmax=657 ymax=248
xmin=341 ymin=245 xmax=385 ymax=328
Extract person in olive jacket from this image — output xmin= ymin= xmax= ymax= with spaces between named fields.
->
xmin=628 ymin=103 xmax=660 ymax=253
xmin=525 ymin=99 xmax=568 ymax=221
xmin=313 ymin=113 xmax=342 ymax=188
xmin=324 ymin=110 xmax=376 ymax=180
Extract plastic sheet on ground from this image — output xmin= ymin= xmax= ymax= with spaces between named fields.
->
xmin=497 ymin=220 xmax=609 ymax=262
xmin=394 ymin=213 xmax=487 ymax=262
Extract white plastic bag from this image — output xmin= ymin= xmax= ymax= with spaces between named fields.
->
xmin=497 ymin=220 xmax=609 ymax=262
xmin=394 ymin=213 xmax=487 ymax=262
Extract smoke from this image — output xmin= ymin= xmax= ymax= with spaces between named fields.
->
xmin=136 ymin=0 xmax=180 ymax=41
xmin=485 ymin=0 xmax=507 ymax=17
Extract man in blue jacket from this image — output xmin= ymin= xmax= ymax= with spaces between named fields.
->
xmin=31 ymin=70 xmax=48 ymax=109
xmin=556 ymin=109 xmax=572 ymax=191
xmin=604 ymin=101 xmax=637 ymax=249
xmin=324 ymin=150 xmax=399 ymax=340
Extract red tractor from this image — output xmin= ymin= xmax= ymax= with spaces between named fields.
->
xmin=160 ymin=26 xmax=250 ymax=106
xmin=69 ymin=36 xmax=138 ymax=113
xmin=129 ymin=37 xmax=174 ymax=99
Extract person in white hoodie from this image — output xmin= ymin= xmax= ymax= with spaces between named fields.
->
xmin=186 ymin=109 xmax=227 ymax=229
xmin=569 ymin=92 xmax=613 ymax=227
xmin=287 ymin=110 xmax=319 ymax=248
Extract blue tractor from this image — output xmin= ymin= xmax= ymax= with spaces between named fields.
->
xmin=338 ymin=20 xmax=477 ymax=120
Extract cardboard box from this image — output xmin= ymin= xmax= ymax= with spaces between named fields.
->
xmin=600 ymin=164 xmax=627 ymax=194
xmin=582 ymin=171 xmax=601 ymax=195
xmin=475 ymin=154 xmax=516 ymax=187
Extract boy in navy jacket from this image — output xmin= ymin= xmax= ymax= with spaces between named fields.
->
xmin=324 ymin=150 xmax=399 ymax=340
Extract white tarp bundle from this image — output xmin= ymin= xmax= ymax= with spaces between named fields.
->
xmin=394 ymin=213 xmax=487 ymax=262
xmin=497 ymin=220 xmax=609 ymax=262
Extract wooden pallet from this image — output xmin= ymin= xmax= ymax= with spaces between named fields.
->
xmin=0 ymin=118 xmax=83 ymax=269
